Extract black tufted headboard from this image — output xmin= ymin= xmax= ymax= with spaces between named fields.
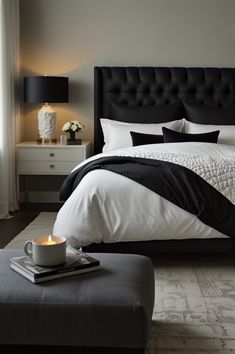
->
xmin=94 ymin=67 xmax=235 ymax=153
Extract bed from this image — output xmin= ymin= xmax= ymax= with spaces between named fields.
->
xmin=53 ymin=66 xmax=235 ymax=254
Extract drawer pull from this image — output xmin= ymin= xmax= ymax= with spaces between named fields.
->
xmin=50 ymin=153 xmax=55 ymax=157
xmin=50 ymin=164 xmax=55 ymax=169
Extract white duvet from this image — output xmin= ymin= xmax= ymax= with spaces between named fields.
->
xmin=53 ymin=142 xmax=235 ymax=247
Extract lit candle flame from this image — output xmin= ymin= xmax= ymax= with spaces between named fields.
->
xmin=45 ymin=235 xmax=56 ymax=245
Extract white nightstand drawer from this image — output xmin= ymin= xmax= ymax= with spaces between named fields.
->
xmin=18 ymin=161 xmax=80 ymax=175
xmin=16 ymin=141 xmax=91 ymax=202
xmin=18 ymin=148 xmax=85 ymax=162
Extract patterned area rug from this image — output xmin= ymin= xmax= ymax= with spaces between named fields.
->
xmin=5 ymin=212 xmax=235 ymax=353
xmin=148 ymin=255 xmax=235 ymax=354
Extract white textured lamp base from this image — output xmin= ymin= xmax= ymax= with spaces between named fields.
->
xmin=38 ymin=105 xmax=56 ymax=143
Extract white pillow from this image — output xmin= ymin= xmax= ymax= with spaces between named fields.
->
xmin=184 ymin=120 xmax=235 ymax=145
xmin=101 ymin=119 xmax=185 ymax=152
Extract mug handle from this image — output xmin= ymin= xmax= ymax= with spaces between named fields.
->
xmin=24 ymin=241 xmax=33 ymax=258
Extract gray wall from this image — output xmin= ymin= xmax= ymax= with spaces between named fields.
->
xmin=20 ymin=0 xmax=235 ymax=145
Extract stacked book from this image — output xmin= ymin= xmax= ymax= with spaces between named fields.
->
xmin=10 ymin=245 xmax=100 ymax=283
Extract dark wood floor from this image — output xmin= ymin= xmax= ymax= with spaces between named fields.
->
xmin=0 ymin=203 xmax=61 ymax=248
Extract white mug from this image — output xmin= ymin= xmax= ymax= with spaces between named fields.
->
xmin=24 ymin=236 xmax=66 ymax=266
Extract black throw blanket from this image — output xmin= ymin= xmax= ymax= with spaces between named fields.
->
xmin=60 ymin=156 xmax=235 ymax=239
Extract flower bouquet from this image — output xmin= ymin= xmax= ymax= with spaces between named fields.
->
xmin=62 ymin=120 xmax=84 ymax=145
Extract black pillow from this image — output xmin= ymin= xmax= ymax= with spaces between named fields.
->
xmin=162 ymin=127 xmax=220 ymax=143
xmin=130 ymin=131 xmax=164 ymax=146
xmin=111 ymin=101 xmax=183 ymax=123
xmin=183 ymin=100 xmax=235 ymax=125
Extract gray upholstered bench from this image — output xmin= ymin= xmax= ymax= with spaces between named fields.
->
xmin=0 ymin=250 xmax=154 ymax=354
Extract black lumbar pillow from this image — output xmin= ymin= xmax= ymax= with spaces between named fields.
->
xmin=130 ymin=131 xmax=164 ymax=146
xmin=162 ymin=127 xmax=220 ymax=143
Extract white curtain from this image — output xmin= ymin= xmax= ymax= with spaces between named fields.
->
xmin=0 ymin=0 xmax=20 ymax=219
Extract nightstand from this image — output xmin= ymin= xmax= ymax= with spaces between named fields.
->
xmin=16 ymin=141 xmax=91 ymax=202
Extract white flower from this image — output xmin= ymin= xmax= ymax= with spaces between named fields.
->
xmin=61 ymin=120 xmax=84 ymax=133
xmin=71 ymin=124 xmax=77 ymax=132
xmin=77 ymin=122 xmax=83 ymax=129
xmin=62 ymin=122 xmax=71 ymax=132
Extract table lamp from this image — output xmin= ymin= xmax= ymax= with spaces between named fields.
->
xmin=24 ymin=76 xmax=69 ymax=143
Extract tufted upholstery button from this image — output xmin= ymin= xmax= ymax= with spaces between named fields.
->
xmin=186 ymin=86 xmax=195 ymax=94
xmin=172 ymin=88 xmax=179 ymax=94
xmin=206 ymin=88 xmax=214 ymax=94
xmin=154 ymin=85 xmax=162 ymax=92
xmin=143 ymin=98 xmax=155 ymax=105
xmin=222 ymin=88 xmax=229 ymax=94
xmin=118 ymin=99 xmax=126 ymax=104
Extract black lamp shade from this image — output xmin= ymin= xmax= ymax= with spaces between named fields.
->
xmin=24 ymin=76 xmax=69 ymax=103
